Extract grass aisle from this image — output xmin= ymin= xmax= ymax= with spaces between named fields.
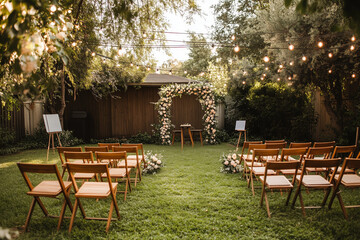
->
xmin=1 ymin=143 xmax=360 ymax=239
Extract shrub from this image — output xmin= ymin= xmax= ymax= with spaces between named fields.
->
xmin=0 ymin=127 xmax=16 ymax=148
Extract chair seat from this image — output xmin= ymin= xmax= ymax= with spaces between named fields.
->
xmin=127 ymin=155 xmax=143 ymax=161
xmin=245 ymin=161 xmax=263 ymax=167
xmin=118 ymin=160 xmax=138 ymax=168
xmin=280 ymin=169 xmax=302 ymax=175
xmin=260 ymin=175 xmax=293 ymax=188
xmin=172 ymin=130 xmax=181 ymax=133
xmin=62 ymin=160 xmax=84 ymax=167
xmin=251 ymin=167 xmax=276 ymax=175
xmin=76 ymin=182 xmax=117 ymax=198
xmin=306 ymin=167 xmax=327 ymax=172
xmin=334 ymin=174 xmax=360 ymax=187
xmin=74 ymin=173 xmax=96 ymax=179
xmin=101 ymin=168 xmax=128 ymax=178
xmin=296 ymin=175 xmax=332 ymax=188
xmin=27 ymin=181 xmax=72 ymax=197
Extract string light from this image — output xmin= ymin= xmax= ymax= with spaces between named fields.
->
xmin=288 ymin=76 xmax=292 ymax=80
xmin=50 ymin=5 xmax=57 ymax=13
xmin=328 ymin=52 xmax=333 ymax=58
xmin=242 ymin=81 xmax=246 ymax=85
xmin=302 ymin=56 xmax=307 ymax=61
xmin=351 ymin=35 xmax=356 ymax=42
xmin=146 ymin=66 xmax=151 ymax=71
xmin=350 ymin=45 xmax=355 ymax=51
xmin=169 ymin=70 xmax=172 ymax=75
xmin=231 ymin=35 xmax=236 ymax=41
xmin=289 ymin=61 xmax=294 ymax=66
xmin=352 ymin=73 xmax=356 ymax=78
xmin=260 ymin=77 xmax=264 ymax=80
xmin=263 ymin=56 xmax=270 ymax=62
xmin=118 ymin=46 xmax=125 ymax=56
xmin=71 ymin=42 xmax=77 ymax=47
xmin=142 ymin=32 xmax=147 ymax=38
xmin=262 ymin=73 xmax=266 ymax=77
xmin=279 ymin=64 xmax=283 ymax=69
xmin=136 ymin=65 xmax=139 ymax=69
xmin=288 ymin=44 xmax=294 ymax=51
xmin=265 ymin=67 xmax=269 ymax=71
xmin=50 ymin=22 xmax=55 ymax=26
xmin=91 ymin=52 xmax=96 ymax=57
xmin=184 ymin=70 xmax=187 ymax=74
xmin=130 ymin=62 xmax=134 ymax=67
xmin=328 ymin=69 xmax=332 ymax=74
xmin=277 ymin=78 xmax=280 ymax=81
xmin=234 ymin=45 xmax=240 ymax=53
xmin=317 ymin=41 xmax=324 ymax=48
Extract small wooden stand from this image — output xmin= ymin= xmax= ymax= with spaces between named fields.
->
xmin=236 ymin=130 xmax=247 ymax=151
xmin=180 ymin=124 xmax=194 ymax=150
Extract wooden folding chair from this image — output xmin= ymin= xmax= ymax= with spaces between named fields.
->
xmin=289 ymin=142 xmax=312 ymax=149
xmin=84 ymin=146 xmax=109 ymax=164
xmin=64 ymin=152 xmax=98 ymax=181
xmin=260 ymin=160 xmax=301 ymax=217
xmin=330 ymin=145 xmax=357 ymax=174
xmin=291 ymin=158 xmax=341 ymax=216
xmin=328 ymin=158 xmax=360 ymax=219
xmin=248 ymin=148 xmax=279 ymax=195
xmin=313 ymin=141 xmax=336 ymax=148
xmin=66 ymin=163 xmax=120 ymax=232
xmin=279 ymin=148 xmax=308 ymax=176
xmin=113 ymin=146 xmax=141 ymax=186
xmin=17 ymin=163 xmax=73 ymax=231
xmin=56 ymin=147 xmax=82 ymax=178
xmin=266 ymin=142 xmax=287 ymax=149
xmin=239 ymin=141 xmax=263 ymax=164
xmin=121 ymin=143 xmax=146 ymax=167
xmin=305 ymin=146 xmax=333 ymax=174
xmin=95 ymin=151 xmax=132 ymax=201
xmin=98 ymin=143 xmax=120 ymax=151
xmin=243 ymin=143 xmax=267 ymax=182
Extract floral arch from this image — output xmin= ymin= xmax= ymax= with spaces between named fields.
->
xmin=156 ymin=82 xmax=217 ymax=145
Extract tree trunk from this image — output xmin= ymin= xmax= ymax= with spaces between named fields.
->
xmin=58 ymin=65 xmax=66 ymax=129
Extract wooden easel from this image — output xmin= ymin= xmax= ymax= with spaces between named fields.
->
xmin=236 ymin=130 xmax=247 ymax=151
xmin=43 ymin=114 xmax=63 ymax=161
xmin=47 ymin=132 xmax=62 ymax=161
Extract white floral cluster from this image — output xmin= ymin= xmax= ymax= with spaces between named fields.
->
xmin=220 ymin=152 xmax=243 ymax=173
xmin=156 ymin=83 xmax=217 ymax=145
xmin=143 ymin=151 xmax=164 ymax=174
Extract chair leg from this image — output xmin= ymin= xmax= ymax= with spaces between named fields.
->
xmin=250 ymin=173 xmax=255 ymax=196
xmin=264 ymin=192 xmax=271 ymax=218
xmin=69 ymin=198 xmax=79 ymax=233
xmin=199 ymin=132 xmax=203 ymax=146
xmin=299 ymin=191 xmax=306 ymax=216
xmin=57 ymin=198 xmax=68 ymax=231
xmin=35 ymin=196 xmax=49 ymax=216
xmin=285 ymin=188 xmax=294 ymax=206
xmin=321 ymin=188 xmax=332 ymax=207
xmin=106 ymin=201 xmax=114 ymax=232
xmin=24 ymin=198 xmax=37 ymax=231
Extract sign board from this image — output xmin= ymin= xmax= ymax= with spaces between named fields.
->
xmin=235 ymin=120 xmax=246 ymax=131
xmin=43 ymin=114 xmax=62 ymax=133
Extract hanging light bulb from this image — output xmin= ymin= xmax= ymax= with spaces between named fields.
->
xmin=263 ymin=56 xmax=270 ymax=62
xmin=184 ymin=70 xmax=187 ymax=74
xmin=352 ymin=73 xmax=356 ymax=78
xmin=288 ymin=76 xmax=292 ymax=80
xmin=289 ymin=61 xmax=294 ymax=66
xmin=169 ymin=70 xmax=172 ymax=75
xmin=265 ymin=67 xmax=269 ymax=71
xmin=302 ymin=56 xmax=307 ymax=61
xmin=146 ymin=66 xmax=151 ymax=71
xmin=136 ymin=65 xmax=139 ymax=69
xmin=263 ymin=73 xmax=266 ymax=77
xmin=130 ymin=62 xmax=134 ymax=67
xmin=231 ymin=35 xmax=236 ymax=41
xmin=350 ymin=45 xmax=355 ymax=51
xmin=242 ymin=81 xmax=246 ymax=85
xmin=277 ymin=78 xmax=280 ymax=81
xmin=351 ymin=35 xmax=356 ymax=42
xmin=142 ymin=31 xmax=147 ymax=38
xmin=118 ymin=46 xmax=125 ymax=56
xmin=317 ymin=41 xmax=324 ymax=48
xmin=328 ymin=69 xmax=332 ymax=74
xmin=91 ymin=52 xmax=96 ymax=57
xmin=50 ymin=5 xmax=57 ymax=13
xmin=260 ymin=77 xmax=264 ymax=80
xmin=279 ymin=64 xmax=284 ymax=69
xmin=50 ymin=22 xmax=56 ymax=26
xmin=71 ymin=42 xmax=77 ymax=47
xmin=288 ymin=44 xmax=294 ymax=51
xmin=328 ymin=52 xmax=333 ymax=58
xmin=234 ymin=45 xmax=240 ymax=53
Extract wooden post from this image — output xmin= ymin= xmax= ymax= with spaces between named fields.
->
xmin=355 ymin=127 xmax=359 ymax=146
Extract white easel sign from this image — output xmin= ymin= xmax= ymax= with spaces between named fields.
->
xmin=43 ymin=114 xmax=62 ymax=160
xmin=235 ymin=120 xmax=246 ymax=131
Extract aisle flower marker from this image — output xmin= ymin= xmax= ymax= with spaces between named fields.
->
xmin=156 ymin=82 xmax=217 ymax=145
xmin=142 ymin=151 xmax=164 ymax=174
xmin=220 ymin=152 xmax=243 ymax=173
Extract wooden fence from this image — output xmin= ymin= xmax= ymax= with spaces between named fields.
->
xmin=0 ymin=104 xmax=25 ymax=140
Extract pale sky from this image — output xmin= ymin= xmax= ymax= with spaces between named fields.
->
xmin=153 ymin=0 xmax=219 ymax=65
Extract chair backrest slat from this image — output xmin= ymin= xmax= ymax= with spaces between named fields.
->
xmin=306 ymin=146 xmax=333 ymax=159
xmin=113 ymin=146 xmax=138 ymax=154
xmin=280 ymin=147 xmax=308 ymax=162
xmin=265 ymin=139 xmax=286 ymax=143
xmin=56 ymin=147 xmax=82 ymax=164
xmin=266 ymin=160 xmax=301 ymax=170
xmin=313 ymin=141 xmax=336 ymax=148
xmin=303 ymin=158 xmax=341 ymax=168
xmin=98 ymin=143 xmax=120 ymax=151
xmin=253 ymin=149 xmax=279 ymax=162
xmin=84 ymin=146 xmax=109 ymax=152
xmin=66 ymin=162 xmax=108 ymax=174
xmin=331 ymin=145 xmax=356 ymax=158
xmin=266 ymin=142 xmax=287 ymax=149
xmin=64 ymin=151 xmax=94 ymax=163
xmin=95 ymin=151 xmax=128 ymax=168
xmin=289 ymin=142 xmax=312 ymax=148
xmin=343 ymin=158 xmax=360 ymax=169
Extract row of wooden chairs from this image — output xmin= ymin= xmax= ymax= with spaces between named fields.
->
xmin=240 ymin=140 xmax=360 ymax=218
xmin=17 ymin=142 xmax=146 ymax=233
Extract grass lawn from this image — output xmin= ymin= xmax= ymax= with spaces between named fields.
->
xmin=1 ymin=143 xmax=360 ymax=239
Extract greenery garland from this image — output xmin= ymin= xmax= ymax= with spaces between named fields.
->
xmin=156 ymin=83 xmax=217 ymax=145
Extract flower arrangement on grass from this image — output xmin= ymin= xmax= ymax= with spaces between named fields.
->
xmin=156 ymin=82 xmax=217 ymax=145
xmin=142 ymin=151 xmax=164 ymax=174
xmin=220 ymin=152 xmax=243 ymax=173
